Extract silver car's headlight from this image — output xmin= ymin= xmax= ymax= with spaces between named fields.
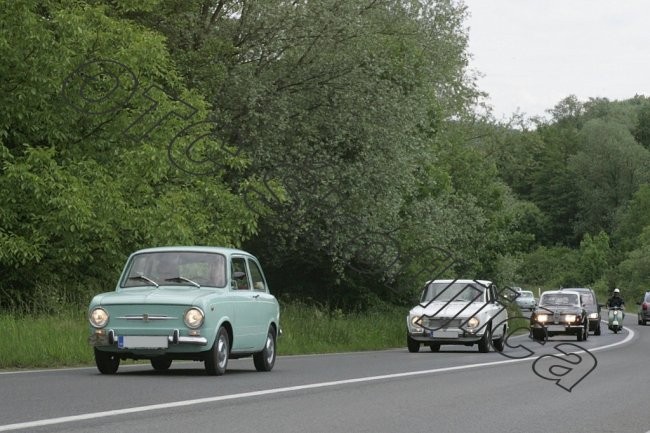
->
xmin=89 ymin=307 xmax=109 ymax=328
xmin=409 ymin=315 xmax=423 ymax=331
xmin=588 ymin=313 xmax=598 ymax=319
xmin=536 ymin=314 xmax=548 ymax=323
xmin=564 ymin=314 xmax=576 ymax=323
xmin=466 ymin=317 xmax=480 ymax=328
xmin=184 ymin=307 xmax=205 ymax=329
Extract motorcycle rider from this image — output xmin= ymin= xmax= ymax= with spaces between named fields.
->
xmin=606 ymin=288 xmax=625 ymax=331
xmin=606 ymin=288 xmax=625 ymax=309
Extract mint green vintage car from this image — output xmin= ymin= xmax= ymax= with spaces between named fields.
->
xmin=88 ymin=246 xmax=280 ymax=375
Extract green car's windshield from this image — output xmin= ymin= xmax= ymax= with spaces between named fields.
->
xmin=421 ymin=282 xmax=486 ymax=303
xmin=122 ymin=251 xmax=227 ymax=288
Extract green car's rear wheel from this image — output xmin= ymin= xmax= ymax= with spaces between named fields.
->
xmin=253 ymin=327 xmax=277 ymax=372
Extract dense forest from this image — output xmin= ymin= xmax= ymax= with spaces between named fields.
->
xmin=2 ymin=0 xmax=649 ymax=313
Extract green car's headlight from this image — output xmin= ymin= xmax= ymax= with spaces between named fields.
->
xmin=89 ymin=307 xmax=109 ymax=328
xmin=184 ymin=308 xmax=205 ymax=329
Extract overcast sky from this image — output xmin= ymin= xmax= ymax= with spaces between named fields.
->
xmin=462 ymin=0 xmax=650 ymax=121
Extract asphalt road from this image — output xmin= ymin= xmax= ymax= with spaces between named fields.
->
xmin=0 ymin=313 xmax=647 ymax=433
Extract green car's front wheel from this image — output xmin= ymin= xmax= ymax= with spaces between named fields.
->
xmin=94 ymin=348 xmax=120 ymax=374
xmin=151 ymin=357 xmax=172 ymax=371
xmin=205 ymin=326 xmax=229 ymax=376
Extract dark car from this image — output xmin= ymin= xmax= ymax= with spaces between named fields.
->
xmin=637 ymin=291 xmax=650 ymax=325
xmin=560 ymin=288 xmax=602 ymax=335
xmin=530 ymin=290 xmax=588 ymax=341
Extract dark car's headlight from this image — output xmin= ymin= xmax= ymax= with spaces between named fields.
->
xmin=564 ymin=314 xmax=576 ymax=323
xmin=184 ymin=308 xmax=205 ymax=329
xmin=588 ymin=313 xmax=598 ymax=319
xmin=89 ymin=307 xmax=109 ymax=328
xmin=536 ymin=314 xmax=548 ymax=323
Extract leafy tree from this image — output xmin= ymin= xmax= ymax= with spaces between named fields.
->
xmin=633 ymin=100 xmax=650 ymax=149
xmin=577 ymin=231 xmax=610 ymax=285
xmin=569 ymin=119 xmax=650 ymax=238
xmin=123 ymin=0 xmax=485 ymax=307
xmin=0 ymin=1 xmax=258 ymax=311
xmin=612 ymin=183 xmax=650 ymax=252
xmin=614 ymin=225 xmax=650 ymax=301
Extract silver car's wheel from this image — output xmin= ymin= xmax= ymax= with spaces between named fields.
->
xmin=253 ymin=327 xmax=276 ymax=372
xmin=477 ymin=327 xmax=490 ymax=353
xmin=407 ymin=335 xmax=420 ymax=353
xmin=205 ymin=326 xmax=229 ymax=376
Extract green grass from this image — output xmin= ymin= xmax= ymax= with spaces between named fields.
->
xmin=0 ymin=303 xmax=409 ymax=370
xmin=0 ymin=303 xmax=532 ymax=370
xmin=0 ymin=311 xmax=93 ymax=369
xmin=277 ymin=303 xmax=406 ymax=355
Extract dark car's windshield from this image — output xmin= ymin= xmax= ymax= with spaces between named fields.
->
xmin=580 ymin=293 xmax=595 ymax=306
xmin=122 ymin=251 xmax=227 ymax=288
xmin=421 ymin=281 xmax=486 ymax=303
xmin=540 ymin=293 xmax=579 ymax=306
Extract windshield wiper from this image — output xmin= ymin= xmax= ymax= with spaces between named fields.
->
xmin=128 ymin=275 xmax=159 ymax=287
xmin=163 ymin=276 xmax=201 ymax=288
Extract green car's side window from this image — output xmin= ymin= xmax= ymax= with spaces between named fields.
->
xmin=231 ymin=257 xmax=250 ymax=290
xmin=248 ymin=260 xmax=266 ymax=292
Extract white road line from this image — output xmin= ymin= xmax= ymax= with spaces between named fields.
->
xmin=0 ymin=327 xmax=635 ymax=432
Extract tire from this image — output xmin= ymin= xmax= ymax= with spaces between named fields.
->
xmin=577 ymin=325 xmax=585 ymax=341
xmin=253 ymin=327 xmax=276 ymax=372
xmin=429 ymin=343 xmax=440 ymax=352
xmin=477 ymin=327 xmax=490 ymax=353
xmin=594 ymin=324 xmax=601 ymax=336
xmin=94 ymin=348 xmax=120 ymax=374
xmin=613 ymin=327 xmax=619 ymax=334
xmin=531 ymin=328 xmax=545 ymax=341
xmin=638 ymin=317 xmax=643 ymax=325
xmin=407 ymin=335 xmax=420 ymax=353
xmin=644 ymin=320 xmax=648 ymax=326
xmin=205 ymin=326 xmax=229 ymax=376
xmin=150 ymin=357 xmax=172 ymax=371
xmin=492 ymin=327 xmax=506 ymax=352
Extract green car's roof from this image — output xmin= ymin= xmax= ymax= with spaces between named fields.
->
xmin=130 ymin=246 xmax=253 ymax=256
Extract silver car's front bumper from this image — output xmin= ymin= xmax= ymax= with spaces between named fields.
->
xmin=408 ymin=328 xmax=485 ymax=343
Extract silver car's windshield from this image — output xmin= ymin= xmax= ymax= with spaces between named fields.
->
xmin=122 ymin=252 xmax=227 ymax=288
xmin=421 ymin=282 xmax=486 ymax=303
xmin=540 ymin=293 xmax=579 ymax=306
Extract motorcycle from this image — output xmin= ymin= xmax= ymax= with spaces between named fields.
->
xmin=608 ymin=306 xmax=624 ymax=333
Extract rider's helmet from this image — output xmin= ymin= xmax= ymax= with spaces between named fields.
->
xmin=614 ymin=288 xmax=620 ymax=294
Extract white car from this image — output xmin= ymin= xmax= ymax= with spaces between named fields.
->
xmin=406 ymin=279 xmax=509 ymax=353
xmin=514 ymin=290 xmax=537 ymax=311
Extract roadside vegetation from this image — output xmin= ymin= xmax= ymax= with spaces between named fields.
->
xmin=0 ymin=303 xmax=408 ymax=369
xmin=2 ymin=1 xmax=650 ymax=368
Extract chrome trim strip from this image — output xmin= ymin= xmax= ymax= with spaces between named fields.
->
xmin=117 ymin=315 xmax=178 ymax=320
xmin=168 ymin=335 xmax=208 ymax=345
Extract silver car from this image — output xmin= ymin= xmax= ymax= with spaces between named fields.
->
xmin=406 ymin=279 xmax=509 ymax=353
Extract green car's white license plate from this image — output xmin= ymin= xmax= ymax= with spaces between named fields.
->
xmin=118 ymin=336 xmax=168 ymax=349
